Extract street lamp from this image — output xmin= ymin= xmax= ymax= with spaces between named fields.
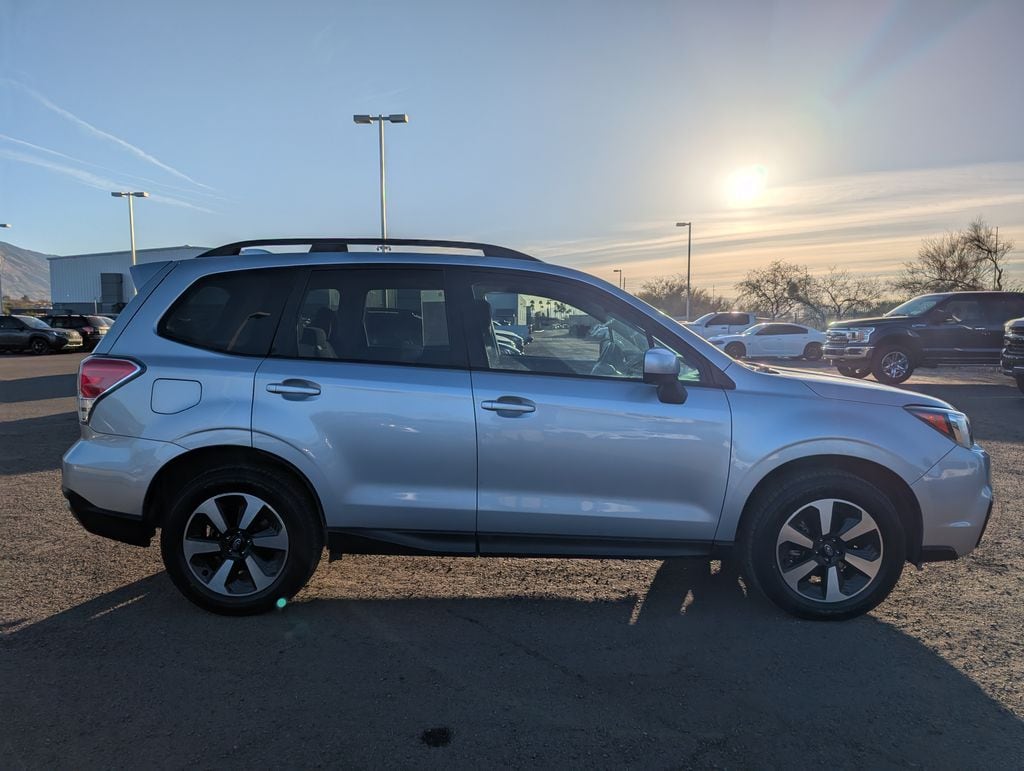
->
xmin=676 ymin=221 xmax=692 ymax=320
xmin=111 ymin=191 xmax=148 ymax=266
xmin=353 ymin=113 xmax=409 ymax=241
xmin=613 ymin=269 xmax=624 ymax=290
xmin=0 ymin=223 xmax=9 ymax=314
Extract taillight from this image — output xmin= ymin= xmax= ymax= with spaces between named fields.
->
xmin=78 ymin=357 xmax=142 ymax=423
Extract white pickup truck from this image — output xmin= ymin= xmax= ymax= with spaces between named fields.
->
xmin=681 ymin=311 xmax=763 ymax=338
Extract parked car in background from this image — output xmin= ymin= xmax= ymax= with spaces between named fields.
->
xmin=709 ymin=323 xmax=825 ymax=360
xmin=1001 ymin=316 xmax=1024 ymax=394
xmin=63 ymin=237 xmax=992 ymax=622
xmin=683 ymin=311 xmax=763 ymax=338
xmin=0 ymin=314 xmax=83 ymax=354
xmin=42 ymin=313 xmax=111 ymax=351
xmin=825 ymin=291 xmax=1024 ymax=384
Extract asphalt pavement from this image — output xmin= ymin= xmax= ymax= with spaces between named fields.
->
xmin=1 ymin=351 xmax=1022 ymax=768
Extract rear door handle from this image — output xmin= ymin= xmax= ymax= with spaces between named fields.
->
xmin=266 ymin=381 xmax=321 ymax=396
xmin=481 ymin=398 xmax=536 ymax=415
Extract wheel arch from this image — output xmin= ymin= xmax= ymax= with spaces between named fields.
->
xmin=874 ymin=331 xmax=923 ymax=363
xmin=733 ymin=454 xmax=924 ymax=566
xmin=143 ymin=445 xmax=327 ymax=533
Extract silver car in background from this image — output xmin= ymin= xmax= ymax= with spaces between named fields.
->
xmin=62 ymin=238 xmax=992 ymax=619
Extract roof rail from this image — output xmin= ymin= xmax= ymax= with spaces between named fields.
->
xmin=195 ymin=238 xmax=540 ymax=261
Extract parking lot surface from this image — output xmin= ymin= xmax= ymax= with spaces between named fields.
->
xmin=2 ymin=352 xmax=1022 ymax=767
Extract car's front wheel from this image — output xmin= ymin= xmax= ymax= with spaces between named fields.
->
xmin=160 ymin=465 xmax=323 ymax=615
xmin=740 ymin=470 xmax=906 ymax=620
xmin=29 ymin=337 xmax=49 ymax=355
xmin=724 ymin=342 xmax=746 ymax=359
xmin=872 ymin=346 xmax=914 ymax=384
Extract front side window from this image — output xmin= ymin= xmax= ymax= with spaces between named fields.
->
xmin=159 ymin=268 xmax=295 ymax=355
xmin=469 ymin=276 xmax=701 ymax=382
xmin=943 ymin=299 xmax=984 ymax=324
xmin=289 ymin=268 xmax=458 ymax=367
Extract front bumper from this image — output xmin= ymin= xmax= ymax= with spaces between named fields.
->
xmin=912 ymin=443 xmax=993 ymax=558
xmin=52 ymin=336 xmax=83 ymax=351
xmin=999 ymin=356 xmax=1023 ymax=377
xmin=824 ymin=345 xmax=874 ymax=362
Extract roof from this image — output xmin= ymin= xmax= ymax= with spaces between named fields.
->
xmin=48 ymin=245 xmax=208 ymax=261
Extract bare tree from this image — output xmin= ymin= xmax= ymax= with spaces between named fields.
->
xmin=636 ymin=275 xmax=730 ymax=318
xmin=790 ymin=267 xmax=883 ymax=325
xmin=737 ymin=260 xmax=810 ymax=319
xmin=963 ymin=217 xmax=1014 ymax=290
xmin=894 ymin=232 xmax=986 ymax=294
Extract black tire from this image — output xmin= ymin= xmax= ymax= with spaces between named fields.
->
xmin=29 ymin=337 xmax=49 ymax=355
xmin=739 ymin=470 xmax=906 ymax=620
xmin=160 ymin=464 xmax=323 ymax=615
xmin=871 ymin=345 xmax=914 ymax=385
xmin=724 ymin=342 xmax=746 ymax=359
xmin=1016 ymin=374 xmax=1024 ymax=395
xmin=836 ymin=365 xmax=870 ymax=379
xmin=803 ymin=342 xmax=823 ymax=361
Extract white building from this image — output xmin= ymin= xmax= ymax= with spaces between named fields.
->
xmin=49 ymin=245 xmax=208 ymax=313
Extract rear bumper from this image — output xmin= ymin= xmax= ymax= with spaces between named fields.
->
xmin=912 ymin=444 xmax=993 ymax=558
xmin=824 ymin=346 xmax=873 ymax=362
xmin=64 ymin=489 xmax=154 ymax=547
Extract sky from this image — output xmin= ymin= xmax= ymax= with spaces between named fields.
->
xmin=1 ymin=0 xmax=1022 ymax=295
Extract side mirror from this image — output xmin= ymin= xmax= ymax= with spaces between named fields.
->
xmin=643 ymin=348 xmax=687 ymax=404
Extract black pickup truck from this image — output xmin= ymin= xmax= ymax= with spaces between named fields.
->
xmin=1002 ymin=316 xmax=1024 ymax=394
xmin=824 ymin=291 xmax=1024 ymax=384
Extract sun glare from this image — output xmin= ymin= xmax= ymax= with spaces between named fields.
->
xmin=726 ymin=164 xmax=767 ymax=205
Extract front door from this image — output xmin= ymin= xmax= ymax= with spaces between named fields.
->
xmin=919 ymin=297 xmax=990 ymax=363
xmin=456 ymin=269 xmax=732 ymax=556
xmin=252 ymin=266 xmax=478 ymax=553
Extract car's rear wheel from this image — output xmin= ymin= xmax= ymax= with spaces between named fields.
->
xmin=803 ymin=342 xmax=823 ymax=360
xmin=725 ymin=342 xmax=746 ymax=359
xmin=872 ymin=346 xmax=913 ymax=385
xmin=29 ymin=337 xmax=49 ymax=355
xmin=836 ymin=365 xmax=870 ymax=378
xmin=160 ymin=465 xmax=323 ymax=615
xmin=740 ymin=470 xmax=905 ymax=620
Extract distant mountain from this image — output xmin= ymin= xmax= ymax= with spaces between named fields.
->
xmin=0 ymin=241 xmax=53 ymax=301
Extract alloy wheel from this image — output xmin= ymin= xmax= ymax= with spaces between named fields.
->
xmin=182 ymin=493 xmax=289 ymax=597
xmin=880 ymin=350 xmax=910 ymax=381
xmin=775 ymin=498 xmax=884 ymax=603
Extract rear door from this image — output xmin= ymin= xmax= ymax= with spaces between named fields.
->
xmin=252 ymin=266 xmax=478 ymax=552
xmin=922 ymin=296 xmax=989 ymax=363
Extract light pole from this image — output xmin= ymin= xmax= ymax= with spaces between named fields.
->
xmin=613 ymin=269 xmax=624 ymax=290
xmin=353 ymin=113 xmax=409 ymax=241
xmin=0 ymin=223 xmax=9 ymax=313
xmin=111 ymin=192 xmax=148 ymax=266
xmin=676 ymin=221 xmax=692 ymax=320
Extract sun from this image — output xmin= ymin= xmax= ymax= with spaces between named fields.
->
xmin=726 ymin=164 xmax=767 ymax=205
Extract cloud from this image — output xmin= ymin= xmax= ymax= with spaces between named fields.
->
xmin=530 ymin=162 xmax=1024 ymax=292
xmin=1 ymin=78 xmax=214 ymax=192
xmin=0 ymin=147 xmax=216 ymax=213
xmin=0 ymin=133 xmax=228 ymax=203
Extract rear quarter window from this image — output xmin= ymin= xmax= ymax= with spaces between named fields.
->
xmin=159 ymin=268 xmax=296 ymax=356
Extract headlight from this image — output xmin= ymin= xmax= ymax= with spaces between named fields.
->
xmin=846 ymin=327 xmax=875 ymax=343
xmin=906 ymin=406 xmax=973 ymax=448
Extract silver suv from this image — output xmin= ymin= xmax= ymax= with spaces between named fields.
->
xmin=63 ymin=238 xmax=993 ymax=619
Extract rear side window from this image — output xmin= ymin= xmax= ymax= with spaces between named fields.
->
xmin=159 ymin=268 xmax=295 ymax=355
xmin=285 ymin=268 xmax=461 ymax=367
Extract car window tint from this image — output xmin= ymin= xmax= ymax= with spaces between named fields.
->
xmin=708 ymin=313 xmax=733 ymax=325
xmin=779 ymin=325 xmax=806 ymax=334
xmin=292 ymin=268 xmax=457 ymax=367
xmin=944 ymin=299 xmax=984 ymax=324
xmin=159 ymin=268 xmax=295 ymax=356
xmin=729 ymin=313 xmax=749 ymax=325
xmin=470 ymin=278 xmax=701 ymax=382
xmin=0 ymin=317 xmax=20 ymax=329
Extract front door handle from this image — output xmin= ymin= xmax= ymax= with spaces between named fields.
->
xmin=481 ymin=398 xmax=536 ymax=415
xmin=267 ymin=381 xmax=321 ymax=396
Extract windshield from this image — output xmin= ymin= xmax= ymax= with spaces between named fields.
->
xmin=885 ymin=294 xmax=944 ymax=317
xmin=18 ymin=316 xmax=51 ymax=330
